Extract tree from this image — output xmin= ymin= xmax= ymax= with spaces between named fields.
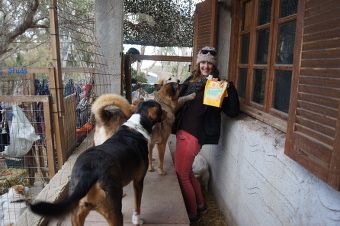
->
xmin=57 ymin=0 xmax=96 ymax=67
xmin=1 ymin=0 xmax=195 ymax=68
xmin=0 ymin=0 xmax=49 ymax=61
xmin=0 ymin=0 xmax=97 ymax=68
xmin=124 ymin=0 xmax=194 ymax=47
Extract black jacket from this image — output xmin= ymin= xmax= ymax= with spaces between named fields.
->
xmin=173 ymin=78 xmax=240 ymax=145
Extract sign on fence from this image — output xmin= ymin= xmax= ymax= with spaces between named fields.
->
xmin=0 ymin=68 xmax=28 ymax=75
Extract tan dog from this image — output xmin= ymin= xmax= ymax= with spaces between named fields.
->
xmin=91 ymin=94 xmax=142 ymax=146
xmin=149 ymin=75 xmax=195 ymax=175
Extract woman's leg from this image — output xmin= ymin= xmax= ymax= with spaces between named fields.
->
xmin=175 ymin=130 xmax=204 ymax=218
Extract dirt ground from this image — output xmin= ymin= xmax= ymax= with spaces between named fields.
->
xmin=191 ymin=190 xmax=228 ymax=226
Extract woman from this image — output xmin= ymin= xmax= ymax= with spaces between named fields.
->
xmin=173 ymin=46 xmax=240 ymax=222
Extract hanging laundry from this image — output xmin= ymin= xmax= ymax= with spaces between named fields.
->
xmin=3 ymin=105 xmax=40 ymax=157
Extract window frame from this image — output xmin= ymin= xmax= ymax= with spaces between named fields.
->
xmin=229 ymin=0 xmax=301 ymax=132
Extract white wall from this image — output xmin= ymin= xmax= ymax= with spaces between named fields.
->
xmin=200 ymin=115 xmax=340 ymax=226
xmin=209 ymin=1 xmax=340 ymax=225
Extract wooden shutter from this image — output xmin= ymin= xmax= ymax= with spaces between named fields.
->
xmin=192 ymin=0 xmax=218 ymax=68
xmin=285 ymin=0 xmax=340 ymax=190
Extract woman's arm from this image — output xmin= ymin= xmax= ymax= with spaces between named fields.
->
xmin=221 ymin=82 xmax=240 ymax=117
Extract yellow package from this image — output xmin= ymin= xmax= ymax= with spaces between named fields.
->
xmin=203 ymin=80 xmax=228 ymax=107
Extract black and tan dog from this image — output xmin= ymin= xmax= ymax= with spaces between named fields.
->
xmin=149 ymin=75 xmax=195 ymax=175
xmin=29 ymin=100 xmax=163 ymax=226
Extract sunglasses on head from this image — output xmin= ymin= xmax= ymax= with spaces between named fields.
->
xmin=201 ymin=49 xmax=217 ymax=56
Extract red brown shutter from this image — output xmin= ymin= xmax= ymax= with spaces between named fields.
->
xmin=192 ymin=0 xmax=218 ymax=69
xmin=285 ymin=0 xmax=340 ymax=190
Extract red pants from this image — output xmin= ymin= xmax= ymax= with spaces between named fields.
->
xmin=175 ymin=130 xmax=205 ymax=218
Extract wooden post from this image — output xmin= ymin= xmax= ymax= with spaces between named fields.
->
xmin=49 ymin=0 xmax=66 ymax=168
xmin=27 ymin=73 xmax=36 ymax=95
xmin=120 ymin=52 xmax=124 ymax=96
xmin=43 ymin=100 xmax=56 ymax=178
xmin=124 ymin=55 xmax=132 ymax=103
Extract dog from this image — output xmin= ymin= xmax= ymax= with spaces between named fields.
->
xmin=149 ymin=75 xmax=195 ymax=175
xmin=0 ymin=185 xmax=30 ymax=226
xmin=91 ymin=93 xmax=142 ymax=146
xmin=192 ymin=153 xmax=210 ymax=191
xmin=29 ymin=100 xmax=163 ymax=226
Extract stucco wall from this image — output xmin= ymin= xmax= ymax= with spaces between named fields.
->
xmin=200 ymin=115 xmax=340 ymax=226
xmin=95 ymin=0 xmax=122 ymax=94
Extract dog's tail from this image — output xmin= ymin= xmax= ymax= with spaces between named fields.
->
xmin=29 ymin=174 xmax=98 ymax=218
xmin=91 ymin=94 xmax=133 ymax=124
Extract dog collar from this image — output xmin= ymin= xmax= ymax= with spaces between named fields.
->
xmin=123 ymin=114 xmax=150 ymax=141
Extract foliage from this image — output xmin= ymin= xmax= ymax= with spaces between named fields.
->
xmin=1 ymin=43 xmax=52 ymax=67
xmin=132 ymin=68 xmax=147 ymax=83
xmin=141 ymin=83 xmax=154 ymax=94
xmin=124 ymin=0 xmax=194 ymax=47
xmin=0 ymin=0 xmax=197 ymax=67
xmin=0 ymin=0 xmax=96 ymax=67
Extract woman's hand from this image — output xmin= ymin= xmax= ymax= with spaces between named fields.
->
xmin=207 ymin=75 xmax=219 ymax=81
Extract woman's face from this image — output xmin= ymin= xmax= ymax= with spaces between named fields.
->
xmin=199 ymin=61 xmax=214 ymax=76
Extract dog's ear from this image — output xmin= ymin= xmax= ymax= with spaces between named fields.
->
xmin=147 ymin=106 xmax=162 ymax=124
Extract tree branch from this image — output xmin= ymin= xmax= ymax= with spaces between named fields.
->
xmin=0 ymin=0 xmax=40 ymax=56
xmin=8 ymin=0 xmax=39 ymax=40
xmin=30 ymin=24 xmax=49 ymax=29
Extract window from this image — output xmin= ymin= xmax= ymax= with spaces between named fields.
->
xmin=229 ymin=0 xmax=340 ymax=190
xmin=234 ymin=0 xmax=298 ymax=131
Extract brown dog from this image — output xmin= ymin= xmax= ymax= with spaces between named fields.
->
xmin=149 ymin=76 xmax=195 ymax=175
xmin=91 ymin=94 xmax=142 ymax=146
xmin=29 ymin=100 xmax=163 ymax=226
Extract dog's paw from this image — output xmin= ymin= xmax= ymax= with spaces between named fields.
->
xmin=178 ymin=93 xmax=196 ymax=103
xmin=157 ymin=168 xmax=167 ymax=176
xmin=188 ymin=92 xmax=196 ymax=99
xmin=132 ymin=211 xmax=144 ymax=225
xmin=148 ymin=166 xmax=155 ymax=172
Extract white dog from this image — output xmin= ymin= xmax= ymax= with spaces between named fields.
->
xmin=0 ymin=185 xmax=30 ymax=226
xmin=192 ymin=153 xmax=210 ymax=191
